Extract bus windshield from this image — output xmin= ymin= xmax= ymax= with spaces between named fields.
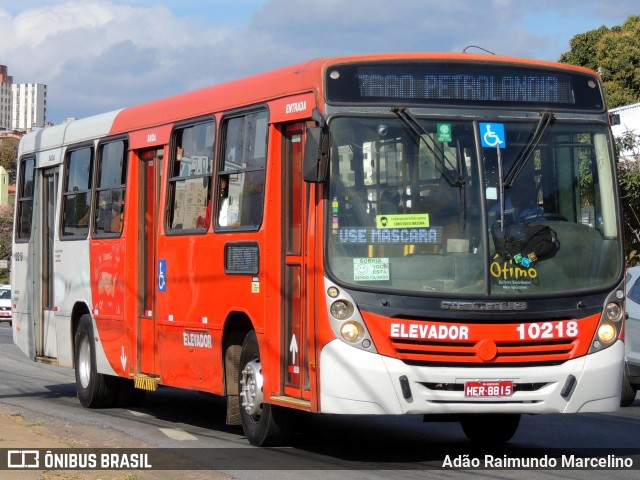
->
xmin=326 ymin=115 xmax=622 ymax=296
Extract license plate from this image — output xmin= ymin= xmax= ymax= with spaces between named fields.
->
xmin=464 ymin=380 xmax=513 ymax=398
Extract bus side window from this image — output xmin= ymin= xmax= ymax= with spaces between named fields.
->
xmin=167 ymin=121 xmax=215 ymax=232
xmin=15 ymin=157 xmax=35 ymax=241
xmin=216 ymin=110 xmax=267 ymax=230
xmin=94 ymin=139 xmax=127 ymax=236
xmin=62 ymin=146 xmax=93 ymax=238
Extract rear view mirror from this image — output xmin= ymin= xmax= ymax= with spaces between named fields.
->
xmin=303 ymin=127 xmax=328 ymax=183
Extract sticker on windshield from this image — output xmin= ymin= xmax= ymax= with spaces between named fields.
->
xmin=331 ymin=197 xmax=339 ymax=233
xmin=480 ymin=123 xmax=506 ymax=148
xmin=437 ymin=123 xmax=452 ymax=142
xmin=376 ymin=214 xmax=429 ymax=229
xmin=354 ymin=258 xmax=390 ymax=281
xmin=490 ymin=254 xmax=538 ymax=291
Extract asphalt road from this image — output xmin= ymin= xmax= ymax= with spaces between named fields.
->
xmin=1 ymin=323 xmax=640 ymax=480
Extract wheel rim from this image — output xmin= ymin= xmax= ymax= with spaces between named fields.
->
xmin=240 ymin=358 xmax=264 ymax=420
xmin=77 ymin=335 xmax=92 ymax=389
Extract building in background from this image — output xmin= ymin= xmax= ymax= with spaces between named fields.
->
xmin=11 ymin=83 xmax=47 ymax=131
xmin=0 ymin=65 xmax=13 ymax=131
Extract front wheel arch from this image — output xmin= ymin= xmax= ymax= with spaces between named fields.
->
xmin=238 ymin=330 xmax=292 ymax=446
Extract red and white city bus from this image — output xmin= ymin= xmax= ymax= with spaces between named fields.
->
xmin=12 ymin=53 xmax=625 ymax=446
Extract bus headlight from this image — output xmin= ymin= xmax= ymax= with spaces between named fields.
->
xmin=605 ymin=302 xmax=622 ymax=322
xmin=324 ymin=278 xmax=377 ymax=353
xmin=589 ymin=290 xmax=625 ymax=354
xmin=340 ymin=322 xmax=363 ymax=342
xmin=597 ymin=323 xmax=617 ymax=344
xmin=330 ymin=300 xmax=352 ymax=320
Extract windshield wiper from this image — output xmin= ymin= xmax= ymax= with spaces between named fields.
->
xmin=503 ymin=111 xmax=554 ymax=188
xmin=392 ymin=107 xmax=465 ymax=187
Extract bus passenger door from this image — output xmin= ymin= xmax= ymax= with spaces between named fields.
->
xmin=282 ymin=124 xmax=313 ymax=402
xmin=36 ymin=168 xmax=58 ymax=359
xmin=137 ymin=148 xmax=163 ymax=374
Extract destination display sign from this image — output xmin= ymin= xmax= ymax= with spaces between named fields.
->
xmin=326 ymin=62 xmax=604 ymax=111
xmin=337 ymin=226 xmax=442 ymax=245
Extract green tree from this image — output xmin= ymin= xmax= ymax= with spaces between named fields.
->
xmin=559 ymin=26 xmax=609 ymax=71
xmin=616 ymin=132 xmax=640 ymax=265
xmin=0 ymin=137 xmax=18 ymax=176
xmin=560 ymin=15 xmax=640 ymax=108
xmin=0 ymin=137 xmax=18 ymax=282
xmin=561 ymin=15 xmax=640 ymax=265
xmin=0 ymin=206 xmax=11 ymax=283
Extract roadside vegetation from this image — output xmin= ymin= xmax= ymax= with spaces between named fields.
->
xmin=560 ymin=15 xmax=640 ymax=265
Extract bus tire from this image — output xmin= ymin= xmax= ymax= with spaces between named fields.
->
xmin=74 ymin=314 xmax=117 ymax=408
xmin=460 ymin=414 xmax=520 ymax=444
xmin=238 ymin=330 xmax=291 ymax=446
xmin=620 ymin=365 xmax=637 ymax=407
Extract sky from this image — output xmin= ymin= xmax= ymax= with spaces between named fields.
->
xmin=0 ymin=0 xmax=638 ymax=124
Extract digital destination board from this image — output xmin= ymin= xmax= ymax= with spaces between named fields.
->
xmin=326 ymin=62 xmax=604 ymax=111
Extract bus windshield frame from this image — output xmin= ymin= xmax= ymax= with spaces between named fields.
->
xmin=324 ymin=113 xmax=622 ymax=297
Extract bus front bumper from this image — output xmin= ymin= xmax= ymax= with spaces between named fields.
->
xmin=318 ymin=339 xmax=623 ymax=415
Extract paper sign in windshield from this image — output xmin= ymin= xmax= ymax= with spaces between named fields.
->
xmin=376 ymin=214 xmax=429 ymax=229
xmin=354 ymin=258 xmax=390 ymax=281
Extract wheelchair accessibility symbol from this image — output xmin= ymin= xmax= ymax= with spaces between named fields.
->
xmin=480 ymin=123 xmax=506 ymax=149
xmin=158 ymin=259 xmax=167 ymax=292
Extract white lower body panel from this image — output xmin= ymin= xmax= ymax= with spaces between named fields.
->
xmin=319 ymin=339 xmax=623 ymax=415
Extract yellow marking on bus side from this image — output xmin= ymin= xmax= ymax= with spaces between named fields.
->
xmin=133 ymin=375 xmax=158 ymax=391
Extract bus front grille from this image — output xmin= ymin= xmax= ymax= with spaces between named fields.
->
xmin=391 ymin=338 xmax=577 ymax=365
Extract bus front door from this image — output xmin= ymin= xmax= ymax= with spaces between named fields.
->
xmin=282 ymin=124 xmax=314 ymax=403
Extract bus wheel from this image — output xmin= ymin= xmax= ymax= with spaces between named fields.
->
xmin=238 ymin=330 xmax=291 ymax=446
xmin=621 ymin=365 xmax=638 ymax=407
xmin=74 ymin=314 xmax=117 ymax=408
xmin=460 ymin=414 xmax=520 ymax=444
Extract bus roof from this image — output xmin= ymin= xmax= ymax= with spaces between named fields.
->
xmin=109 ymin=52 xmax=598 ymax=135
xmin=18 ymin=109 xmax=122 ymax=157
xmin=19 ymin=52 xmax=600 ymax=157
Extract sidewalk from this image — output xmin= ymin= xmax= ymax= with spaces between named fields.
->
xmin=0 ymin=404 xmax=230 ymax=480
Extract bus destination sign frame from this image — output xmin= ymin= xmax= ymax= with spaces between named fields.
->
xmin=326 ymin=61 xmax=605 ymax=111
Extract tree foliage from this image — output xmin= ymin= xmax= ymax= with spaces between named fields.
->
xmin=561 ymin=15 xmax=640 ymax=265
xmin=0 ymin=137 xmax=18 ymax=179
xmin=0 ymin=138 xmax=17 ymax=283
xmin=0 ymin=206 xmax=11 ymax=283
xmin=616 ymin=132 xmax=640 ymax=265
xmin=559 ymin=15 xmax=640 ymax=108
